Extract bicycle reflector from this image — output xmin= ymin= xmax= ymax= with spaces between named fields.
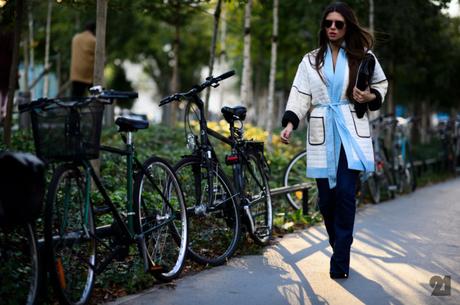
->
xmin=225 ymin=154 xmax=239 ymax=165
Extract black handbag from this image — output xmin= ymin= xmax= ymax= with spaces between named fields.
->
xmin=0 ymin=152 xmax=45 ymax=226
xmin=354 ymin=53 xmax=376 ymax=118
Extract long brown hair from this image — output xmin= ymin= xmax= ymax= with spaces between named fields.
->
xmin=314 ymin=2 xmax=373 ymax=102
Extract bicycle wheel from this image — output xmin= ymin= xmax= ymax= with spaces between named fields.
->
xmin=241 ymin=153 xmax=272 ymax=245
xmin=44 ymin=164 xmax=96 ymax=305
xmin=365 ymin=173 xmax=381 ymax=203
xmin=134 ymin=156 xmax=188 ymax=282
xmin=396 ymin=156 xmax=416 ymax=194
xmin=0 ymin=223 xmax=40 ymax=305
xmin=174 ymin=156 xmax=241 ymax=266
xmin=283 ymin=150 xmax=318 ymax=212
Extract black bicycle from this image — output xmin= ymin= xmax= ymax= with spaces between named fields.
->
xmin=19 ymin=88 xmax=188 ymax=305
xmin=357 ymin=115 xmax=396 ymax=204
xmin=160 ymin=70 xmax=272 ymax=266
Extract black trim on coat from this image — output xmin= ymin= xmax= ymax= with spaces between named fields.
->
xmin=292 ymin=85 xmax=312 ymax=97
xmin=350 ymin=111 xmax=371 ymax=138
xmin=368 ymin=88 xmax=383 ymax=111
xmin=370 ymin=78 xmax=387 ymax=85
xmin=282 ymin=111 xmax=300 ymax=130
xmin=308 ymin=116 xmax=325 ymax=145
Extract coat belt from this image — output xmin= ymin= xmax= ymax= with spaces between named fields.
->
xmin=316 ymin=102 xmax=373 ymax=188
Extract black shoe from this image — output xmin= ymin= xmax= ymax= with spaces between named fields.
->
xmin=330 ymin=272 xmax=348 ymax=279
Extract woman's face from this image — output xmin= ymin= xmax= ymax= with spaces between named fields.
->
xmin=324 ymin=12 xmax=346 ymax=43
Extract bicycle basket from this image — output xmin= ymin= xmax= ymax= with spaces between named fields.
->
xmin=30 ymin=100 xmax=104 ymax=162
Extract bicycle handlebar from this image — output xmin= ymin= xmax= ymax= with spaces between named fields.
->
xmin=99 ymin=89 xmax=138 ymax=99
xmin=18 ymin=88 xmax=138 ymax=113
xmin=159 ymin=70 xmax=235 ymax=107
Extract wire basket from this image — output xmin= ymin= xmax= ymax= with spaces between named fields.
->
xmin=30 ymin=100 xmax=104 ymax=162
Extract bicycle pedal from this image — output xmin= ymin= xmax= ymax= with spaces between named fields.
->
xmin=255 ymin=226 xmax=270 ymax=237
xmin=149 ymin=264 xmax=165 ymax=273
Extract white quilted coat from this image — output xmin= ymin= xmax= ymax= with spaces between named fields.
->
xmin=285 ymin=48 xmax=388 ymax=185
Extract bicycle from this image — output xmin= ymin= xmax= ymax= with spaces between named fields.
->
xmin=283 ymin=150 xmax=319 ymax=213
xmin=440 ymin=116 xmax=460 ymax=175
xmin=358 ymin=115 xmax=396 ymax=203
xmin=160 ymin=70 xmax=272 ymax=266
xmin=19 ymin=88 xmax=188 ymax=305
xmin=0 ymin=152 xmax=46 ymax=305
xmin=388 ymin=116 xmax=417 ymax=194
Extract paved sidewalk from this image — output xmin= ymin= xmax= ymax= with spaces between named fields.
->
xmin=108 ymin=178 xmax=460 ymax=305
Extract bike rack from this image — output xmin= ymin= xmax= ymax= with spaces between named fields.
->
xmin=270 ymin=182 xmax=312 ymax=215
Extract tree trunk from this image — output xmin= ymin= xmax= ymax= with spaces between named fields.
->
xmin=28 ymin=7 xmax=35 ymax=91
xmin=19 ymin=11 xmax=31 ymax=130
xmin=162 ymin=21 xmax=180 ymax=126
xmin=266 ymin=0 xmax=279 ymax=151
xmin=3 ymin=0 xmax=25 ymax=147
xmin=420 ymin=100 xmax=429 ymax=144
xmin=43 ymin=0 xmax=52 ymax=97
xmin=240 ymin=0 xmax=253 ymax=120
xmin=204 ymin=0 xmax=222 ymax=117
xmin=217 ymin=3 xmax=227 ymax=112
xmin=386 ymin=60 xmax=395 ymax=115
xmin=95 ymin=0 xmax=110 ymax=125
xmin=369 ymin=0 xmax=374 ymax=35
xmin=171 ymin=23 xmax=180 ymax=125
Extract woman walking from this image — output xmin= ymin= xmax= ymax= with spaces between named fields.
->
xmin=280 ymin=2 xmax=388 ymax=279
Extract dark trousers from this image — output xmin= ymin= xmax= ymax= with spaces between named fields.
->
xmin=316 ymin=146 xmax=358 ymax=275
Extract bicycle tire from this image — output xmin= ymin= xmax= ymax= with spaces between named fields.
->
xmin=134 ymin=156 xmax=188 ymax=281
xmin=44 ymin=164 xmax=96 ymax=305
xmin=184 ymin=100 xmax=201 ymax=147
xmin=173 ymin=156 xmax=241 ymax=266
xmin=379 ymin=162 xmax=396 ymax=201
xmin=365 ymin=173 xmax=381 ymax=204
xmin=283 ymin=150 xmax=319 ymax=212
xmin=241 ymin=153 xmax=272 ymax=245
xmin=396 ymin=156 xmax=416 ymax=194
xmin=0 ymin=223 xmax=40 ymax=305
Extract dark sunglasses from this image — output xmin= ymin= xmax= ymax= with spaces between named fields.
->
xmin=324 ymin=20 xmax=345 ymax=30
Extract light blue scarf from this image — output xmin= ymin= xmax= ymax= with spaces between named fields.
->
xmin=318 ymin=45 xmax=373 ymax=188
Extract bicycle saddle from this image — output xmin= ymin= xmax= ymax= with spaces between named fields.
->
xmin=115 ymin=117 xmax=149 ymax=132
xmin=221 ymin=106 xmax=247 ymax=123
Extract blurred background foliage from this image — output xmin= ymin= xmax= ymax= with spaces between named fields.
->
xmin=1 ymin=0 xmax=459 ymax=114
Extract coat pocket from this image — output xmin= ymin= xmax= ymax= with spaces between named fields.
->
xmin=351 ymin=111 xmax=371 ymax=138
xmin=308 ymin=116 xmax=325 ymax=145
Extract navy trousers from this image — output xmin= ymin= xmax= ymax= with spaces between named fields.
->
xmin=316 ymin=146 xmax=359 ymax=275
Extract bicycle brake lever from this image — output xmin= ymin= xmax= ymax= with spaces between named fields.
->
xmin=89 ymin=85 xmax=103 ymax=95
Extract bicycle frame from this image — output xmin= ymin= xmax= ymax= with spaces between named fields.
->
xmin=184 ymin=96 xmax=267 ymax=212
xmin=185 ymin=96 xmax=230 ymax=208
xmin=64 ymin=132 xmax=176 ymax=274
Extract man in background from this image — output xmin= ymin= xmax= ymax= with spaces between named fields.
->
xmin=70 ymin=21 xmax=96 ymax=97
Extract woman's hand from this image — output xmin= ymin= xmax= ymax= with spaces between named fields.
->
xmin=353 ymin=87 xmax=376 ymax=104
xmin=280 ymin=123 xmax=294 ymax=144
